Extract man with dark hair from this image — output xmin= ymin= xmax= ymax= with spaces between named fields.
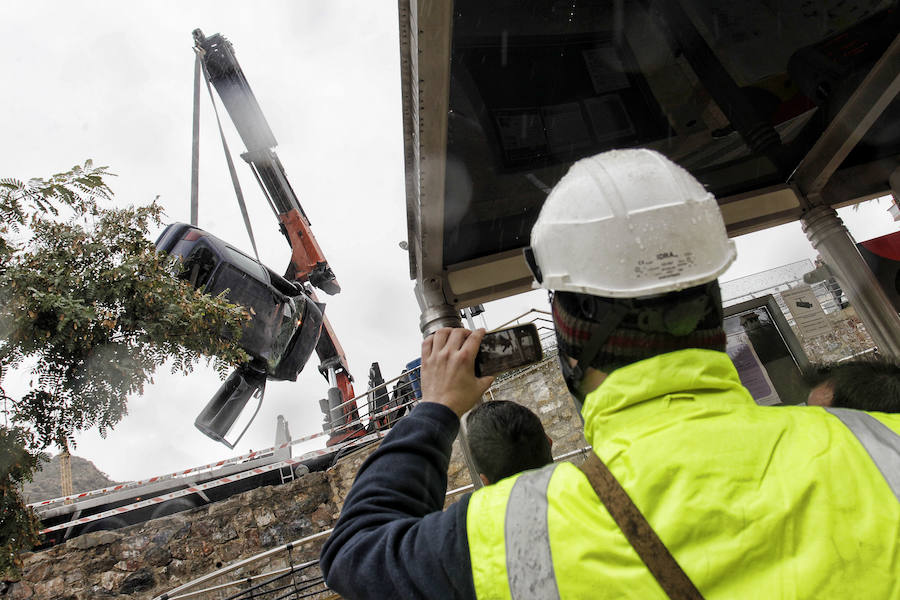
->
xmin=321 ymin=149 xmax=900 ymax=599
xmin=465 ymin=400 xmax=553 ymax=485
xmin=806 ymin=359 xmax=900 ymax=411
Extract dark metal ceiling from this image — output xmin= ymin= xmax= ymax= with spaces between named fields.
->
xmin=400 ymin=0 xmax=900 ymax=310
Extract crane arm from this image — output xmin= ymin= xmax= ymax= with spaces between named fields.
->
xmin=194 ymin=29 xmax=362 ymax=442
xmin=193 ymin=29 xmax=338 ymax=292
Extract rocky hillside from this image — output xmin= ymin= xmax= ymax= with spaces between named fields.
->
xmin=22 ymin=454 xmax=117 ymax=504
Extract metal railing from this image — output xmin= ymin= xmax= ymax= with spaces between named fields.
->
xmin=720 ymin=259 xmax=849 ymax=325
xmin=154 ymin=531 xmax=333 ymax=600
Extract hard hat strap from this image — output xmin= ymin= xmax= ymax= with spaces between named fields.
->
xmin=523 ymin=246 xmax=542 ymax=284
xmin=561 ymin=301 xmax=629 ymax=403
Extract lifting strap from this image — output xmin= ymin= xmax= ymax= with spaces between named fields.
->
xmin=197 ymin=54 xmax=261 ymax=262
xmin=578 ymin=452 xmax=704 ymax=600
xmin=190 ymin=53 xmax=201 ymax=226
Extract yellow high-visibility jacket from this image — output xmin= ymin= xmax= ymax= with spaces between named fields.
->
xmin=468 ymin=349 xmax=900 ymax=599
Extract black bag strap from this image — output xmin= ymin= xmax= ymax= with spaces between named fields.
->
xmin=578 ymin=452 xmax=704 ymax=600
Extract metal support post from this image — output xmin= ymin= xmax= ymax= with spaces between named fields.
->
xmin=791 ymin=33 xmax=900 ymax=195
xmin=275 ymin=415 xmax=292 ymax=460
xmin=190 ymin=53 xmax=201 ymax=227
xmin=463 ymin=307 xmax=476 ymax=330
xmin=325 ymin=367 xmax=343 ymax=430
xmin=416 ymin=279 xmax=463 ymax=336
xmin=801 ymin=205 xmax=900 ymax=357
xmin=414 ymin=279 xmax=484 ymax=489
xmin=404 ymin=0 xmax=483 ymax=489
xmin=789 ymin=33 xmax=900 ymax=357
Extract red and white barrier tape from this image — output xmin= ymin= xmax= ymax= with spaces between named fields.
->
xmin=28 ymin=427 xmax=328 ymax=508
xmin=29 ymin=393 xmax=417 ymax=509
xmin=40 ymin=431 xmax=386 ymax=534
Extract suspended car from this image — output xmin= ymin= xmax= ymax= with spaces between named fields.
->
xmin=156 ymin=223 xmax=324 ymax=447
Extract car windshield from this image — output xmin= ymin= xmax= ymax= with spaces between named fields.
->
xmin=270 ymin=295 xmax=301 ymax=370
xmin=222 ymin=245 xmax=269 ymax=282
xmin=209 ymin=264 xmax=299 ymax=370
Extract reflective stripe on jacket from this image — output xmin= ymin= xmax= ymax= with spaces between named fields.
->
xmin=466 ymin=349 xmax=900 ymax=599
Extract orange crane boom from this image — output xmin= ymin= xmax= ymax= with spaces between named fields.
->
xmin=194 ymin=29 xmax=365 ymax=445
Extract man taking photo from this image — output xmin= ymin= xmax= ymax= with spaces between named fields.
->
xmin=321 ymin=149 xmax=900 ymax=599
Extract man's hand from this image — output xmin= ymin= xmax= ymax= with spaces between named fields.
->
xmin=421 ymin=328 xmax=495 ymax=418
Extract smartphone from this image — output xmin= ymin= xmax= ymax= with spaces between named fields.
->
xmin=474 ymin=324 xmax=543 ymax=377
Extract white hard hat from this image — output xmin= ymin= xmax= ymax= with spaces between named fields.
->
xmin=527 ymin=149 xmax=737 ymax=298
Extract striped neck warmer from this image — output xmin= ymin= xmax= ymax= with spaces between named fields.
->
xmin=551 ymin=286 xmax=726 ymax=375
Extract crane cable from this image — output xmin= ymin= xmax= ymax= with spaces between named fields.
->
xmin=190 ymin=54 xmax=200 ymax=227
xmin=193 ymin=49 xmax=261 ymax=263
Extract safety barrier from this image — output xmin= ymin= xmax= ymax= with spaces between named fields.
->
xmin=27 ymin=427 xmax=330 ymax=509
xmin=30 ymin=367 xmax=421 ymax=510
xmin=40 ymin=430 xmax=388 ymax=534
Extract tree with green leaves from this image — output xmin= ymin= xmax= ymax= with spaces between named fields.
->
xmin=0 ymin=427 xmax=42 ymax=581
xmin=0 ymin=161 xmax=250 ymax=578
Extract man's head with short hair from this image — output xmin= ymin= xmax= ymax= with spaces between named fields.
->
xmin=805 ymin=360 xmax=900 ymax=412
xmin=466 ymin=401 xmax=553 ymax=485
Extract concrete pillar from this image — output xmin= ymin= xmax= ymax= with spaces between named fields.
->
xmin=801 ymin=205 xmax=900 ymax=357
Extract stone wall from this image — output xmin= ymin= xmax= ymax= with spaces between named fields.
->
xmin=6 ymin=473 xmax=338 ymax=600
xmin=9 ymin=356 xmax=580 ymax=599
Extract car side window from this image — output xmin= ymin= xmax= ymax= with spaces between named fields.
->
xmin=180 ymin=245 xmax=218 ymax=290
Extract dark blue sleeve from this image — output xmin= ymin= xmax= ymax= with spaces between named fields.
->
xmin=320 ymin=402 xmax=476 ymax=600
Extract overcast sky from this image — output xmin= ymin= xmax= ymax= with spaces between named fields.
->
xmin=1 ymin=1 xmax=897 ymax=484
